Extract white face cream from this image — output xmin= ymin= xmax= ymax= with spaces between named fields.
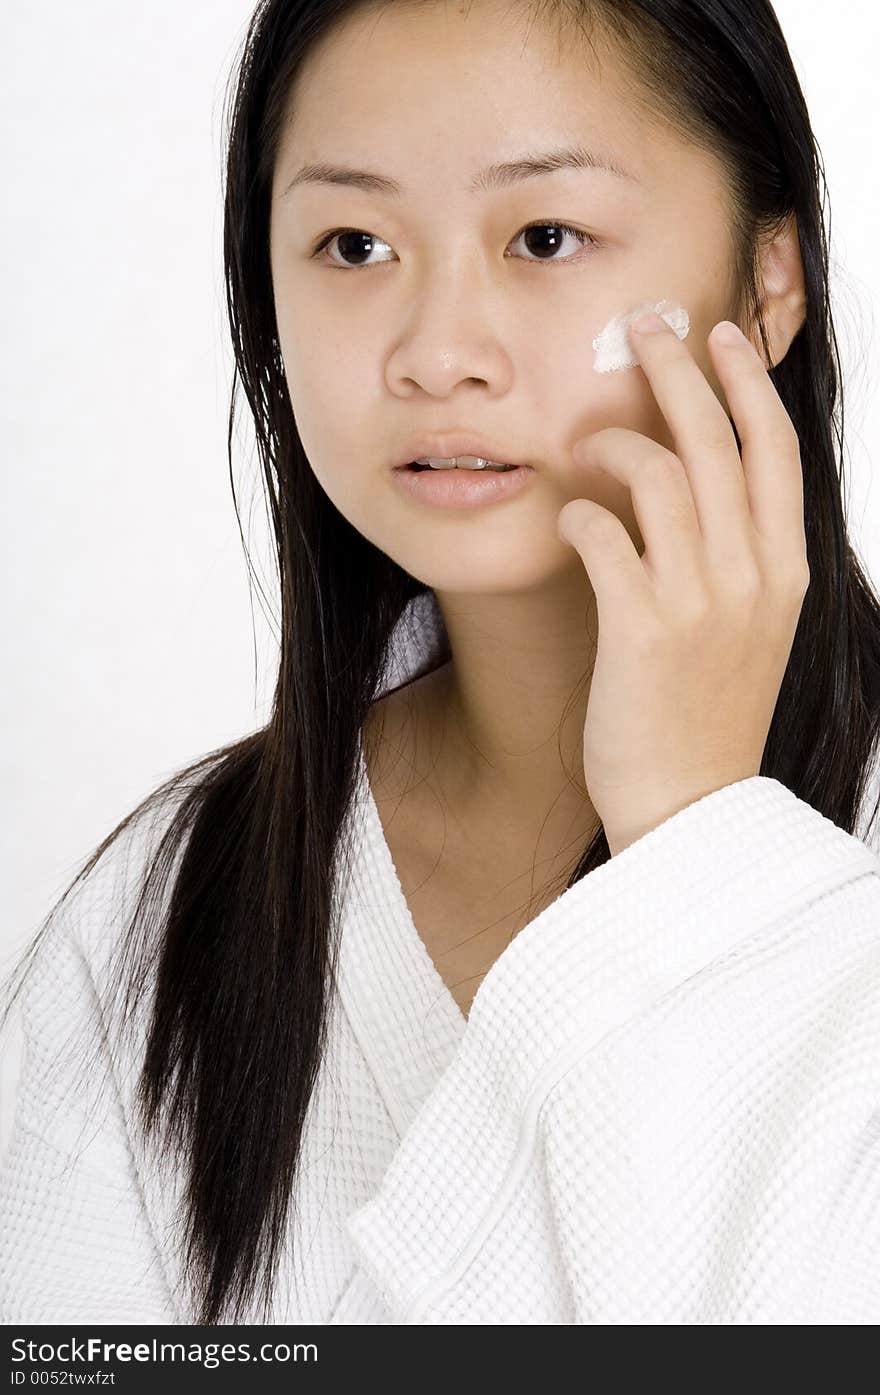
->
xmin=592 ymin=299 xmax=690 ymax=373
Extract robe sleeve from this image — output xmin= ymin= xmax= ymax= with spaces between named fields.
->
xmin=0 ymin=868 xmax=182 ymax=1323
xmin=345 ymin=774 xmax=880 ymax=1324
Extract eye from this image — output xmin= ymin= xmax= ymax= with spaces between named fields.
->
xmin=312 ymin=229 xmax=395 ymax=268
xmin=310 ymin=220 xmax=600 ymax=269
xmin=508 ymin=221 xmax=600 ymax=264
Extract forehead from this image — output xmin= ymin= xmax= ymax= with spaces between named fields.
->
xmin=275 ymin=0 xmax=679 ymax=195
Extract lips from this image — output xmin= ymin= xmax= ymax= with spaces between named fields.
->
xmin=392 ymin=457 xmax=536 ymax=508
xmin=393 ymin=435 xmax=533 ymax=471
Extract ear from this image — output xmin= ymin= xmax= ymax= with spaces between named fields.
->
xmin=749 ymin=211 xmax=808 ymax=368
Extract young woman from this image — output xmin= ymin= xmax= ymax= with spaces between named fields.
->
xmin=2 ymin=0 xmax=879 ymax=1326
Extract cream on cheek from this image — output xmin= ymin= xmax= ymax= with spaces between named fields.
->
xmin=592 ymin=298 xmax=690 ymax=373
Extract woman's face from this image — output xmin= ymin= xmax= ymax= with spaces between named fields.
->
xmin=269 ymin=0 xmax=741 ymax=593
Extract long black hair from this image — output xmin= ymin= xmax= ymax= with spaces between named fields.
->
xmin=3 ymin=0 xmax=879 ymax=1325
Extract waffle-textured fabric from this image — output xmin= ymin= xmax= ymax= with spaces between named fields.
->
xmin=2 ymin=590 xmax=880 ymax=1324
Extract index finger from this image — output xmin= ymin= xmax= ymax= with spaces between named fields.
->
xmin=628 ymin=311 xmax=754 ymax=547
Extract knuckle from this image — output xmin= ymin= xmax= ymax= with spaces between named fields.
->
xmin=643 ymin=449 xmax=680 ymax=484
xmin=786 ymin=559 xmax=811 ymax=598
xmin=667 ymin=489 xmax=696 ymax=522
xmin=679 ymin=591 xmax=712 ymax=629
xmin=727 ymin=563 xmax=763 ymax=605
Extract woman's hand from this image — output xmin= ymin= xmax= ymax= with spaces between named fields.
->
xmin=557 ymin=311 xmax=810 ymax=858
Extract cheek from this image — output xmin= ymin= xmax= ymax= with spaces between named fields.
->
xmin=580 ymin=305 xmax=729 ymax=451
xmin=278 ymin=329 xmax=368 ymax=456
xmin=561 ymin=341 xmax=674 ymax=458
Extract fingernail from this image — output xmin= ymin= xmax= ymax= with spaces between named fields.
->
xmin=713 ymin=320 xmax=748 ymax=346
xmin=630 ymin=310 xmax=667 ymax=335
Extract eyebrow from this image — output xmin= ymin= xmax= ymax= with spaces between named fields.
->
xmin=282 ymin=144 xmax=639 ymax=197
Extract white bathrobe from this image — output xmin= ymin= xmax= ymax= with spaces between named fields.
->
xmin=2 ymin=590 xmax=878 ymax=1323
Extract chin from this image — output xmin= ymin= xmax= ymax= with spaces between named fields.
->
xmin=394 ymin=548 xmax=581 ymax=596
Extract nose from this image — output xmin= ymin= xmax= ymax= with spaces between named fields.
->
xmin=384 ymin=259 xmax=514 ymax=397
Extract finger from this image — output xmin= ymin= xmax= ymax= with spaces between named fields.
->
xmin=628 ymin=313 xmax=755 ymax=560
xmin=558 ymin=498 xmax=655 ymax=623
xmin=573 ymin=429 xmax=705 ymax=593
xmin=706 ymin=321 xmax=807 ymax=561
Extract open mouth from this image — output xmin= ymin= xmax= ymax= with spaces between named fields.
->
xmin=405 ymin=461 xmax=519 ymax=473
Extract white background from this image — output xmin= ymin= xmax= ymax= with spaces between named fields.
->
xmin=2 ymin=0 xmax=879 ymax=1154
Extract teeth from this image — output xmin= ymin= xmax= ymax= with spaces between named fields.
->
xmin=413 ymin=455 xmax=516 ymax=471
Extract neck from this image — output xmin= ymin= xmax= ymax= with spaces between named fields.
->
xmin=372 ymin=580 xmax=602 ymax=859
